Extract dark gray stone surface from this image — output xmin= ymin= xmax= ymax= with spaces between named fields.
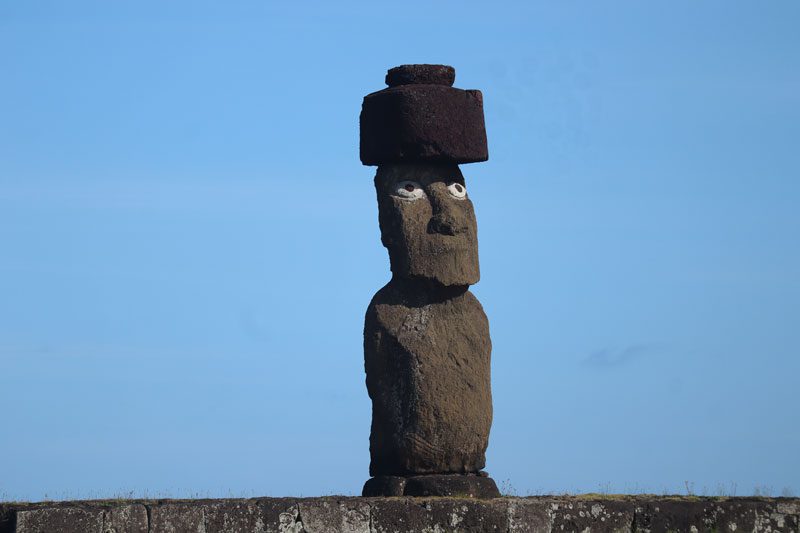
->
xmin=545 ymin=498 xmax=634 ymax=532
xmin=362 ymin=476 xmax=407 ymax=497
xmin=374 ymin=165 xmax=480 ymax=287
xmin=149 ymin=502 xmax=205 ymax=532
xmin=15 ymin=506 xmax=102 ymax=533
xmin=363 ymin=475 xmax=500 ymax=499
xmin=2 ymin=496 xmax=798 ymax=532
xmin=364 ymin=282 xmax=492 ymax=477
xmin=368 ymin=497 xmax=509 ymax=532
xmin=403 ymin=475 xmax=500 ymax=499
xmin=103 ymin=504 xmax=148 ymax=533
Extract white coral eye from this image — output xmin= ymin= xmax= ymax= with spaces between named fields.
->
xmin=394 ymin=181 xmax=425 ymax=200
xmin=447 ymin=182 xmax=467 ymax=199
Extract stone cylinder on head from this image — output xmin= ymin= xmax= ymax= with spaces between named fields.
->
xmin=360 ymin=64 xmax=489 ymax=166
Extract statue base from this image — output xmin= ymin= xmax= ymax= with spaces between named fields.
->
xmin=362 ymin=473 xmax=500 ymax=498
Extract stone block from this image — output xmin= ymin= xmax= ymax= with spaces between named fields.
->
xmin=362 ymin=476 xmax=407 ymax=497
xmin=360 ymin=84 xmax=488 ymax=165
xmin=149 ymin=503 xmax=204 ymax=533
xmin=102 ymin=504 xmax=148 ymax=533
xmin=385 ymin=64 xmax=456 ymax=88
xmin=633 ymin=497 xmax=800 ymax=532
xmin=403 ymin=475 xmax=500 ymax=499
xmin=548 ymin=498 xmax=633 ymax=532
xmin=256 ymin=499 xmax=304 ymax=533
xmin=506 ymin=498 xmax=551 ymax=533
xmin=16 ymin=506 xmax=102 ymax=533
xmin=204 ymin=500 xmax=269 ymax=533
xmin=368 ymin=497 xmax=508 ymax=533
xmin=296 ymin=499 xmax=370 ymax=533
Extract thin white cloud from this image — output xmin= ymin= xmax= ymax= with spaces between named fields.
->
xmin=582 ymin=343 xmax=660 ymax=368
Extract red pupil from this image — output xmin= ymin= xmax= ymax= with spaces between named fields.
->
xmin=404 ymin=184 xmax=415 ymax=192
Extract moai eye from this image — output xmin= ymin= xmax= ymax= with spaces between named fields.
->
xmin=394 ymin=181 xmax=426 ymax=200
xmin=447 ymin=182 xmax=467 ymax=199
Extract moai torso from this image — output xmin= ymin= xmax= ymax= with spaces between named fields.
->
xmin=359 ymin=65 xmax=498 ymax=498
xmin=365 ymin=282 xmax=492 ymax=476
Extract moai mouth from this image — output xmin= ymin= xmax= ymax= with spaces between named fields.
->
xmin=360 ymin=65 xmax=499 ymax=499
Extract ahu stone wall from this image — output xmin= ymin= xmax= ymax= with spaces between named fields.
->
xmin=1 ymin=495 xmax=798 ymax=533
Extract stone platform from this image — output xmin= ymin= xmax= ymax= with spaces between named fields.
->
xmin=363 ymin=474 xmax=500 ymax=498
xmin=1 ymin=495 xmax=797 ymax=532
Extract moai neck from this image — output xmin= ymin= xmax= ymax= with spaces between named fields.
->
xmin=387 ymin=277 xmax=469 ymax=303
xmin=359 ymin=65 xmax=499 ymax=499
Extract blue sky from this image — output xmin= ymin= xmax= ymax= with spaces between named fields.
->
xmin=1 ymin=1 xmax=798 ymax=500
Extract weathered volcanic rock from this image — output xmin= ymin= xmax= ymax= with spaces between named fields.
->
xmin=362 ymin=474 xmax=500 ymax=498
xmin=362 ymin=475 xmax=408 ymax=497
xmin=14 ymin=507 xmax=103 ymax=533
xmin=360 ymin=67 xmax=488 ymax=165
xmin=103 ymin=504 xmax=148 ymax=532
xmin=374 ymin=164 xmax=480 ymax=287
xmin=368 ymin=497 xmax=510 ymax=533
xmin=149 ymin=503 xmax=205 ymax=533
xmin=385 ymin=64 xmax=456 ymax=87
xmin=364 ymin=280 xmax=492 ymax=476
xmin=403 ymin=474 xmax=500 ymax=498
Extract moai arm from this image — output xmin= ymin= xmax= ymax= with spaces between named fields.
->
xmin=365 ymin=282 xmax=492 ymax=477
xmin=360 ymin=65 xmax=499 ymax=498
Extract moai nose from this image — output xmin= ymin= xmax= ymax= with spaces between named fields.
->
xmin=427 ymin=184 xmax=466 ymax=236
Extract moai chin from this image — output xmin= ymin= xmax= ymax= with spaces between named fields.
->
xmin=360 ymin=64 xmax=500 ymax=498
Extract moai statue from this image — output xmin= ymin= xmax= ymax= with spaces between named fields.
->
xmin=360 ymin=64 xmax=500 ymax=498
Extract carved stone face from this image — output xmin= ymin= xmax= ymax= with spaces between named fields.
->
xmin=374 ymin=164 xmax=480 ymax=287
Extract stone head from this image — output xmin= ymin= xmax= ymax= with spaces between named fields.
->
xmin=375 ymin=163 xmax=479 ymax=287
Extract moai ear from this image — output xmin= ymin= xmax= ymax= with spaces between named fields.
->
xmin=378 ymin=211 xmax=394 ymax=249
xmin=374 ymin=170 xmax=394 ymax=250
